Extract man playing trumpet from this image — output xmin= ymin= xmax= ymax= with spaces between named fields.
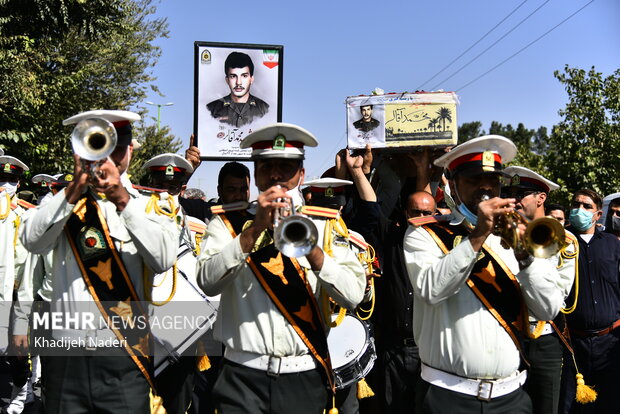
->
xmin=404 ymin=136 xmax=566 ymax=413
xmin=197 ymin=123 xmax=366 ymax=413
xmin=503 ymin=166 xmax=576 ymax=414
xmin=19 ymin=110 xmax=179 ymax=413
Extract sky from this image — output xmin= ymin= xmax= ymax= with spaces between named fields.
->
xmin=138 ymin=0 xmax=620 ymax=200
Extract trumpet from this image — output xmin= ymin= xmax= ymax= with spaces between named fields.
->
xmin=273 ymin=198 xmax=318 ymax=258
xmin=71 ymin=117 xmax=117 ymax=178
xmin=481 ymin=195 xmax=567 ymax=258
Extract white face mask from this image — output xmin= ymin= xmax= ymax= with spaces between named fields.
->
xmin=0 ymin=182 xmax=18 ymax=197
xmin=284 ymin=176 xmax=305 ymax=209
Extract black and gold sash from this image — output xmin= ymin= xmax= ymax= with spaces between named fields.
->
xmin=423 ymin=221 xmax=530 ymax=358
xmin=65 ymin=193 xmax=155 ymax=389
xmin=219 ymin=213 xmax=334 ymax=391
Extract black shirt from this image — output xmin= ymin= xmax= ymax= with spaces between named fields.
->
xmin=178 ymin=198 xmax=216 ymax=223
xmin=350 ymin=200 xmax=415 ymax=348
xmin=566 ymin=231 xmax=620 ymax=330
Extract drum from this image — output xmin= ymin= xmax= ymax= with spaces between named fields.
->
xmin=327 ymin=314 xmax=376 ymax=390
xmin=151 ymin=244 xmax=218 ymax=376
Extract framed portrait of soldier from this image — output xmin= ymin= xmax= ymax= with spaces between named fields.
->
xmin=194 ymin=41 xmax=283 ymax=160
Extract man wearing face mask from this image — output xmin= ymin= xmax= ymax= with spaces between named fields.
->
xmin=603 ymin=196 xmax=620 ymax=240
xmin=0 ymin=150 xmax=37 ymax=413
xmin=559 ymin=189 xmax=620 ymax=414
xmin=19 ymin=110 xmax=179 ymax=413
xmin=404 ymin=136 xmax=566 ymax=413
xmin=197 ymin=123 xmax=366 ymax=414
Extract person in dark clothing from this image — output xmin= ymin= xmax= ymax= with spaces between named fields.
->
xmin=559 ymin=189 xmax=620 ymax=414
xmin=353 ymin=105 xmax=380 ymax=133
xmin=346 ymin=147 xmax=435 ymax=414
xmin=181 ymin=139 xmax=251 ymax=222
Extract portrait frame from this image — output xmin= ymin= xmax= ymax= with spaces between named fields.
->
xmin=346 ymin=92 xmax=459 ymax=151
xmin=194 ymin=41 xmax=283 ymax=160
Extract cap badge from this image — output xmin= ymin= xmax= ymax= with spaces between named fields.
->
xmin=3 ymin=163 xmax=11 ymax=173
xmin=273 ymin=135 xmax=286 ymax=150
xmin=511 ymin=175 xmax=521 ymax=186
xmin=165 ymin=165 xmax=174 ymax=176
xmin=325 ymin=186 xmax=334 ymax=197
xmin=482 ymin=151 xmax=495 ymax=167
xmin=66 ymin=174 xmax=74 ymax=182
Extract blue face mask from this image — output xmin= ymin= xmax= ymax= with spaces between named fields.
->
xmin=458 ymin=203 xmax=478 ymax=226
xmin=569 ymin=208 xmax=594 ymax=232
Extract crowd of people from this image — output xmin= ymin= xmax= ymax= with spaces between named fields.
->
xmin=0 ymin=110 xmax=619 ymax=414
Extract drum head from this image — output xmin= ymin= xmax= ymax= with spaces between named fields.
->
xmin=327 ymin=314 xmax=368 ymax=369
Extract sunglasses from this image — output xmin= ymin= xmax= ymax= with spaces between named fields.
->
xmin=409 ymin=209 xmax=435 ymax=218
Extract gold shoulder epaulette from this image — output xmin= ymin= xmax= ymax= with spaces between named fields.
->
xmin=408 ymin=214 xmax=451 ymax=227
xmin=211 ymin=201 xmax=249 ymax=214
xmin=349 ymin=231 xmax=369 ymax=251
xmin=300 ymin=205 xmax=339 ymax=219
xmin=12 ymin=199 xmax=36 ymax=210
xmin=564 ymin=230 xmax=577 ymax=243
xmin=186 ymin=217 xmax=207 ymax=235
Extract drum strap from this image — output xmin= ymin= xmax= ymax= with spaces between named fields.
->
xmin=65 ymin=193 xmax=155 ymax=389
xmin=220 ymin=213 xmax=335 ymax=391
xmin=422 ymin=221 xmax=529 ymax=360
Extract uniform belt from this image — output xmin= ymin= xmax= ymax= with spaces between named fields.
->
xmin=52 ymin=329 xmax=119 ymax=351
xmin=529 ymin=322 xmax=554 ymax=336
xmin=569 ymin=318 xmax=620 ymax=338
xmin=421 ymin=363 xmax=527 ymax=401
xmin=224 ymin=348 xmax=317 ymax=376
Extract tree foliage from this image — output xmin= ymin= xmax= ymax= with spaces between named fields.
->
xmin=129 ymin=123 xmax=182 ymax=186
xmin=543 ymin=65 xmax=620 ymax=205
xmin=457 ymin=64 xmax=619 ymax=207
xmin=0 ymin=0 xmax=171 ymax=177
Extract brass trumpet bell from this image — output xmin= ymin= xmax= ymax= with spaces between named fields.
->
xmin=493 ymin=212 xmax=566 ymax=258
xmin=524 ymin=217 xmax=567 ymax=258
xmin=274 ymin=215 xmax=319 ymax=258
xmin=71 ymin=117 xmax=117 ymax=161
xmin=273 ymin=198 xmax=318 ymax=258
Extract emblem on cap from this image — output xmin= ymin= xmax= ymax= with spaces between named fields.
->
xmin=165 ymin=165 xmax=174 ymax=176
xmin=273 ymin=135 xmax=286 ymax=150
xmin=325 ymin=186 xmax=334 ymax=197
xmin=511 ymin=175 xmax=521 ymax=186
xmin=482 ymin=151 xmax=495 ymax=167
xmin=66 ymin=174 xmax=74 ymax=182
xmin=482 ymin=151 xmax=495 ymax=172
xmin=3 ymin=163 xmax=10 ymax=173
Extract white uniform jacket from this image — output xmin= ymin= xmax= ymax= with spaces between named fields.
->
xmin=197 ymin=212 xmax=366 ymax=357
xmin=403 ymin=211 xmax=566 ymax=379
xmin=19 ymin=175 xmax=179 ymax=338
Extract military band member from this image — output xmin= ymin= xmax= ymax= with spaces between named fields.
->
xmin=503 ymin=166 xmax=577 ymax=414
xmin=19 ymin=110 xmax=179 ymax=414
xmin=142 ymin=152 xmax=209 ymax=414
xmin=404 ymin=136 xmax=566 ymax=413
xmin=302 ymin=176 xmax=377 ymax=413
xmin=197 ymin=123 xmax=366 ymax=414
xmin=0 ymin=151 xmax=35 ymax=413
xmin=206 ymin=51 xmax=270 ymax=128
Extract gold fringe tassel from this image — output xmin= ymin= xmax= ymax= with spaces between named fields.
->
xmin=150 ymin=389 xmax=167 ymax=414
xmin=356 ymin=377 xmax=375 ymax=399
xmin=196 ymin=341 xmax=211 ymax=371
xmin=575 ymin=373 xmax=597 ymax=404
